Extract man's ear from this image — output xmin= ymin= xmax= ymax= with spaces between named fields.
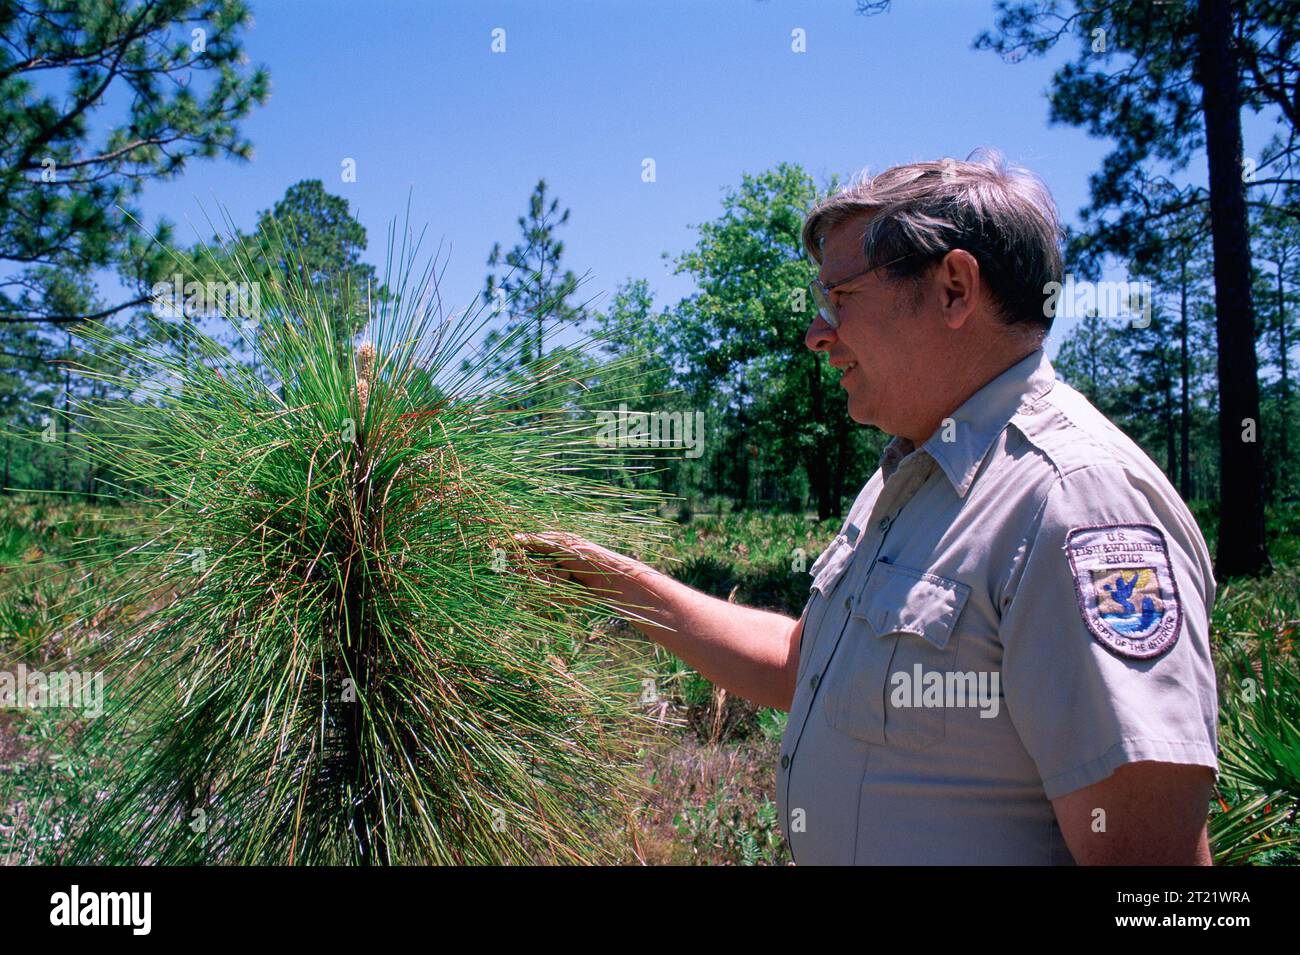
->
xmin=938 ymin=249 xmax=980 ymax=330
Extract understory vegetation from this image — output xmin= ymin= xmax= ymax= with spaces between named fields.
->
xmin=4 ymin=500 xmax=1297 ymax=865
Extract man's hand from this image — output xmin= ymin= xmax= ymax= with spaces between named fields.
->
xmin=511 ymin=531 xmax=631 ymax=594
xmin=1051 ymin=760 xmax=1215 ymax=865
xmin=511 ymin=530 xmax=802 ymax=710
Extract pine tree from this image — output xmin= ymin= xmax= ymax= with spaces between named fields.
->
xmin=13 ymin=221 xmax=669 ymax=865
xmin=971 ymin=0 xmax=1300 ymax=576
xmin=481 ymin=179 xmax=588 ymax=378
xmin=1253 ymin=196 xmax=1300 ymax=501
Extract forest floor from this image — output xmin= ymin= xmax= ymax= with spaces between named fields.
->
xmin=1 ymin=499 xmax=1297 ymax=865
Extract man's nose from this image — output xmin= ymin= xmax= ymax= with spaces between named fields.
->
xmin=805 ymin=314 xmax=836 ymax=352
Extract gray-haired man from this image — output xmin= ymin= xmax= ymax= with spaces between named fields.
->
xmin=522 ymin=153 xmax=1219 ymax=865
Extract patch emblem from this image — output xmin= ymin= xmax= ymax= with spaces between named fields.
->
xmin=1065 ymin=524 xmax=1181 ymax=660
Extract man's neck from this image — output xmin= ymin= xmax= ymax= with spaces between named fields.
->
xmin=903 ymin=342 xmax=1041 ymax=445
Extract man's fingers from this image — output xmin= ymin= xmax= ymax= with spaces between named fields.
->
xmin=503 ymin=538 xmax=581 ymax=586
xmin=512 ymin=552 xmax=570 ymax=579
xmin=511 ymin=531 xmax=552 ymax=553
xmin=506 ymin=532 xmax=626 ymax=592
xmin=509 ymin=550 xmax=589 ymax=606
xmin=512 ymin=531 xmax=586 ymax=555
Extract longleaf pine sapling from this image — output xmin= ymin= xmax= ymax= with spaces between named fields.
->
xmin=17 ymin=215 xmax=672 ymax=864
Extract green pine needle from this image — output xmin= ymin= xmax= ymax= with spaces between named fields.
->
xmin=13 ymin=214 xmax=675 ymax=865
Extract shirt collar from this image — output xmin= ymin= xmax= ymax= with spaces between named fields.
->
xmin=886 ymin=348 xmax=1055 ymax=498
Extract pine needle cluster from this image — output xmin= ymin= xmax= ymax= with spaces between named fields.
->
xmin=18 ymin=220 xmax=672 ymax=864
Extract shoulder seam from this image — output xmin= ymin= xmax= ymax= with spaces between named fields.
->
xmin=1013 ymin=397 xmax=1121 ymax=480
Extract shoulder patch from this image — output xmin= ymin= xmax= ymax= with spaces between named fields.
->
xmin=1064 ymin=523 xmax=1181 ymax=660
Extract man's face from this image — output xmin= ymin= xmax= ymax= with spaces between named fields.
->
xmin=806 ymin=214 xmax=934 ymax=431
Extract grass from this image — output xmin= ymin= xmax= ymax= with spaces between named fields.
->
xmin=3 ymin=486 xmax=1299 ymax=863
xmin=1204 ymin=552 xmax=1300 ymax=864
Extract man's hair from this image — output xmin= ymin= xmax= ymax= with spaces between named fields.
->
xmin=801 ymin=149 xmax=1064 ymax=333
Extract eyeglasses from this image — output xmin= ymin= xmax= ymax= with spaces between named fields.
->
xmin=809 ymin=251 xmax=923 ymax=329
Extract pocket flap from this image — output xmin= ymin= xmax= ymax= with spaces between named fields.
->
xmin=809 ymin=535 xmax=855 ymax=596
xmin=853 ymin=561 xmax=971 ymax=649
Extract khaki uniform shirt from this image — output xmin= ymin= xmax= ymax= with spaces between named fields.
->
xmin=777 ymin=348 xmax=1220 ymax=865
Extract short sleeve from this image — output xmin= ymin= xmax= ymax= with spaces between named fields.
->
xmin=999 ymin=464 xmax=1220 ymax=800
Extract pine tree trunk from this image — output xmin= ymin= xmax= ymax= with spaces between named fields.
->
xmin=805 ymin=352 xmax=833 ymax=520
xmin=1179 ymin=259 xmax=1192 ymax=501
xmin=1161 ymin=346 xmax=1177 ymax=481
xmin=832 ymin=411 xmax=850 ymax=520
xmin=1278 ymin=250 xmax=1291 ymax=494
xmin=1197 ymin=0 xmax=1270 ymax=576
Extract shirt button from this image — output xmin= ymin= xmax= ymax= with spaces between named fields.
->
xmin=780 ymin=754 xmax=790 ymax=770
xmin=809 ymin=674 xmax=819 ymax=689
xmin=878 ymin=517 xmax=891 ymax=531
xmin=843 ymin=596 xmax=852 ymax=610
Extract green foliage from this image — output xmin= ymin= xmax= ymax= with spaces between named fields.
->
xmin=1203 ymin=503 xmax=1300 ymax=863
xmin=672 ymin=780 xmax=788 ymax=866
xmin=4 ymin=181 xmax=382 ymax=497
xmin=661 ymin=163 xmax=882 ymax=518
xmin=479 ymin=178 xmax=588 ymax=377
xmin=251 ymin=180 xmax=384 ymax=345
xmin=1253 ymin=196 xmax=1300 ymax=504
xmin=1054 ymin=304 xmax=1221 ymax=501
xmin=638 ymin=513 xmax=833 ymax=746
xmin=665 ymin=512 xmax=839 ymax=613
xmin=591 ymin=280 xmax=674 ymax=403
xmin=147 ymin=180 xmax=383 ymax=370
xmin=0 ymin=0 xmax=269 ymax=330
xmin=1210 ymin=571 xmax=1300 ymax=864
xmin=0 ymin=0 xmax=270 ymax=505
xmin=974 ymin=0 xmax=1294 ymax=576
xmin=0 ymin=495 xmax=141 ymax=659
xmin=976 ymin=1 xmax=1299 ymax=234
xmin=9 ymin=496 xmax=1300 ymax=865
xmin=7 ymin=217 xmax=676 ymax=864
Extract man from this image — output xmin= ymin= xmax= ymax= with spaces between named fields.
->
xmin=522 ymin=153 xmax=1220 ymax=865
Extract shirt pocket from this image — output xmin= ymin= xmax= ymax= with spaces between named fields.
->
xmin=822 ymin=561 xmax=971 ymax=750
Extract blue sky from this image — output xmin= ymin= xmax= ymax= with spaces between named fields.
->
xmin=118 ymin=0 xmax=1155 ymax=354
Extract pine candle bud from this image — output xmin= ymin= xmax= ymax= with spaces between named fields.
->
xmin=356 ymin=342 xmax=376 ymax=383
xmin=356 ymin=342 xmax=375 ymax=420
